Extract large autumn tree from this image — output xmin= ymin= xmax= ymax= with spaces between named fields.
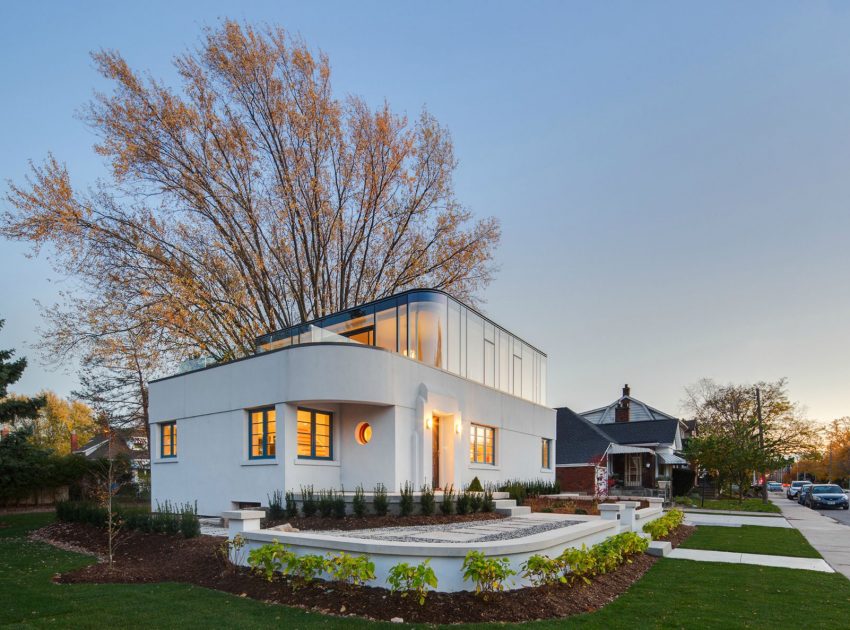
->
xmin=1 ymin=21 xmax=499 ymax=427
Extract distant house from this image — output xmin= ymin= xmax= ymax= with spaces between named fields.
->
xmin=73 ymin=429 xmax=150 ymax=485
xmin=555 ymin=385 xmax=691 ymax=496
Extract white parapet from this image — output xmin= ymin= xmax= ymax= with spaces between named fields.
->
xmin=222 ymin=510 xmax=265 ymax=539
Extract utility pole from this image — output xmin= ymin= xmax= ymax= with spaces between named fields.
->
xmin=756 ymin=387 xmax=767 ymax=504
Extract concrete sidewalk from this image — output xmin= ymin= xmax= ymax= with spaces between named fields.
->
xmin=683 ymin=513 xmax=791 ymax=528
xmin=667 ymin=547 xmax=834 ymax=573
xmin=770 ymin=496 xmax=850 ymax=580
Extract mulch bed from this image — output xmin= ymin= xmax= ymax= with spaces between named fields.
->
xmin=34 ymin=521 xmax=693 ymax=624
xmin=526 ymin=497 xmax=651 ymax=516
xmin=660 ymin=524 xmax=696 ymax=548
xmin=264 ymin=511 xmax=505 ymax=531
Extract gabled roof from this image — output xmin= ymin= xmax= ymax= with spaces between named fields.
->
xmin=581 ymin=395 xmax=679 ymax=424
xmin=555 ymin=408 xmax=681 ymax=465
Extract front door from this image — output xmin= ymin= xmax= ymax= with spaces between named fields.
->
xmin=626 ymin=454 xmax=642 ymax=487
xmin=432 ymin=417 xmax=440 ymax=489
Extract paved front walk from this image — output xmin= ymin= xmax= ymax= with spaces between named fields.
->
xmin=683 ymin=512 xmax=791 ymax=528
xmin=667 ymin=547 xmax=834 ymax=573
xmin=770 ymin=496 xmax=850 ymax=580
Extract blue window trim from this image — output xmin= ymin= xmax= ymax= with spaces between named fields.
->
xmin=248 ymin=407 xmax=276 ymax=460
xmin=297 ymin=406 xmax=334 ymax=460
xmin=161 ymin=421 xmax=177 ymax=458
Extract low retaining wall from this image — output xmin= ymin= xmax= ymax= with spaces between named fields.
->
xmin=223 ymin=504 xmax=664 ymax=592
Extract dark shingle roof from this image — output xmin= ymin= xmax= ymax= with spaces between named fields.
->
xmin=555 ymin=407 xmax=612 ymax=465
xmin=595 ymin=418 xmax=679 ymax=446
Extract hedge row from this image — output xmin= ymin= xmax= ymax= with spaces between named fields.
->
xmin=56 ymin=500 xmax=201 ymax=538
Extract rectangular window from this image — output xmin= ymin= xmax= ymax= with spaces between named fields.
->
xmin=297 ymin=407 xmax=333 ymax=460
xmin=470 ymin=424 xmax=495 ymax=465
xmin=541 ymin=438 xmax=552 ymax=469
xmin=249 ymin=407 xmax=276 ymax=459
xmin=161 ymin=421 xmax=177 ymax=458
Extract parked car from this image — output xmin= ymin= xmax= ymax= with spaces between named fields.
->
xmin=787 ymin=480 xmax=810 ymax=499
xmin=805 ymin=484 xmax=850 ymax=510
xmin=798 ymin=484 xmax=814 ymax=505
xmin=767 ymin=482 xmax=783 ymax=492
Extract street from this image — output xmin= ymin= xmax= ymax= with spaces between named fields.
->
xmin=778 ymin=491 xmax=850 ymax=526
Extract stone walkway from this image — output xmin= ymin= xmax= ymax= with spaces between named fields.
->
xmin=313 ymin=513 xmax=580 ymax=543
xmin=199 ymin=517 xmax=228 ymax=537
xmin=667 ymin=547 xmax=834 ymax=573
xmin=770 ymin=495 xmax=850 ymax=580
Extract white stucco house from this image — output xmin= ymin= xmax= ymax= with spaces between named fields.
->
xmin=149 ymin=290 xmax=555 ymax=516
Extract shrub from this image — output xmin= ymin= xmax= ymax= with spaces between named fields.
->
xmin=481 ymin=487 xmax=495 ymax=513
xmin=468 ymin=476 xmax=484 ymax=492
xmin=521 ymin=554 xmax=566 ymax=587
xmin=285 ymin=491 xmax=298 ymax=518
xmin=179 ymin=501 xmax=201 ymax=538
xmin=301 ymin=485 xmax=317 ymax=517
xmin=469 ymin=491 xmax=483 ymax=513
xmin=332 ymin=488 xmax=347 ymax=518
xmin=559 ymin=545 xmax=598 ymax=585
xmin=352 ymin=485 xmax=367 ymax=517
xmin=288 ymin=553 xmax=327 ymax=587
xmin=420 ymin=484 xmax=435 ymax=515
xmin=574 ymin=508 xmax=587 ymax=515
xmin=456 ymin=488 xmax=472 ymax=515
xmin=399 ymin=481 xmax=414 ymax=516
xmin=318 ymin=489 xmax=335 ymax=518
xmin=673 ymin=495 xmax=695 ymax=507
xmin=386 ymin=560 xmax=438 ymax=605
xmin=461 ymin=551 xmax=515 ymax=595
xmin=56 ymin=501 xmax=107 ymax=527
xmin=672 ymin=467 xmax=695 ymax=497
xmin=326 ymin=552 xmax=376 ymax=586
xmin=247 ymin=540 xmax=294 ymax=581
xmin=57 ymin=499 xmax=199 ymax=538
xmin=267 ymin=490 xmax=285 ymax=520
xmin=440 ymin=484 xmax=455 ymax=515
xmin=498 ymin=478 xmax=560 ymax=504
xmin=643 ymin=509 xmax=685 ymax=540
xmin=373 ymin=483 xmax=389 ymax=516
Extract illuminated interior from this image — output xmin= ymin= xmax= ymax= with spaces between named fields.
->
xmin=255 ymin=290 xmax=547 ymax=405
xmin=297 ymin=407 xmax=333 ymax=459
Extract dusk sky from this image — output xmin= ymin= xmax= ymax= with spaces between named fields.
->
xmin=2 ymin=1 xmax=850 ymax=423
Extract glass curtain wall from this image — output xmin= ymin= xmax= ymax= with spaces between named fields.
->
xmin=255 ymin=290 xmax=548 ymax=405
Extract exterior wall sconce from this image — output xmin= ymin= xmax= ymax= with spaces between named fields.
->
xmin=454 ymin=418 xmax=462 ymax=434
xmin=425 ymin=415 xmax=433 ymax=430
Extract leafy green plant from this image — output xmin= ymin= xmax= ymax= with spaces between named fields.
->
xmin=285 ymin=491 xmax=298 ymax=518
xmin=301 ymin=485 xmax=317 ymax=517
xmin=267 ymin=490 xmax=285 ymax=520
xmin=325 ymin=552 xmax=376 ymax=586
xmin=420 ymin=484 xmax=435 ymax=515
xmin=461 ymin=551 xmax=515 ymax=595
xmin=467 ymin=476 xmax=484 ymax=492
xmin=559 ymin=545 xmax=598 ymax=585
xmin=399 ymin=481 xmax=414 ymax=516
xmin=386 ymin=560 xmax=438 ymax=605
xmin=287 ymin=553 xmax=327 ymax=588
xmin=643 ymin=509 xmax=685 ymax=540
xmin=373 ymin=483 xmax=389 ymax=516
xmin=521 ymin=554 xmax=566 ymax=587
xmin=352 ymin=485 xmax=367 ymax=517
xmin=440 ymin=484 xmax=455 ymax=515
xmin=247 ymin=540 xmax=294 ymax=581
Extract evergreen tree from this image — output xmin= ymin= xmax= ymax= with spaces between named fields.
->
xmin=0 ymin=319 xmax=46 ymax=425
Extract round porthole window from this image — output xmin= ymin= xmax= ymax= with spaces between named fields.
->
xmin=355 ymin=422 xmax=372 ymax=445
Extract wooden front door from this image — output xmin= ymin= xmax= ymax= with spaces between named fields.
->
xmin=626 ymin=454 xmax=642 ymax=487
xmin=432 ymin=417 xmax=440 ymax=489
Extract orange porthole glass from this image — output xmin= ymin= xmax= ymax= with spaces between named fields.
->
xmin=355 ymin=422 xmax=372 ymax=445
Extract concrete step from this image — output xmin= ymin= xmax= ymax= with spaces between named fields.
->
xmin=491 ymin=491 xmax=510 ymax=500
xmin=496 ymin=505 xmax=532 ymax=517
xmin=647 ymin=541 xmax=672 ymax=557
xmin=493 ymin=499 xmax=518 ymax=509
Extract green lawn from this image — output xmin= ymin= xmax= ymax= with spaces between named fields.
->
xmin=680 ymin=525 xmax=821 ymax=558
xmin=689 ymin=498 xmax=781 ymax=513
xmin=3 ymin=513 xmax=850 ymax=628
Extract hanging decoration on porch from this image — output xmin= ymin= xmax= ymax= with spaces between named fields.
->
xmin=595 ymin=464 xmax=609 ymax=500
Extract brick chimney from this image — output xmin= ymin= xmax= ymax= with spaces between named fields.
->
xmin=70 ymin=429 xmax=79 ymax=452
xmin=614 ymin=384 xmax=631 ymax=423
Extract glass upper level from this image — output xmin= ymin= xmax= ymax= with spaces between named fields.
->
xmin=255 ymin=289 xmax=547 ymax=405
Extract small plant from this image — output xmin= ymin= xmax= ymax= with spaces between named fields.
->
xmin=386 ymin=560 xmax=438 ymax=605
xmin=326 ymin=552 xmax=376 ymax=586
xmin=456 ymin=487 xmax=471 ymax=515
xmin=468 ymin=476 xmax=484 ymax=492
xmin=643 ymin=509 xmax=685 ymax=540
xmin=179 ymin=501 xmax=201 ymax=538
xmin=373 ymin=483 xmax=389 ymax=516
xmin=440 ymin=484 xmax=455 ymax=515
xmin=216 ymin=533 xmax=247 ymax=571
xmin=267 ymin=490 xmax=286 ymax=520
xmin=420 ymin=484 xmax=435 ymax=515
xmin=285 ymin=491 xmax=299 ymax=518
xmin=559 ymin=545 xmax=598 ymax=585
xmin=333 ymin=488 xmax=347 ymax=518
xmin=521 ymin=554 xmax=566 ymax=587
xmin=288 ymin=553 xmax=327 ymax=588
xmin=247 ymin=540 xmax=294 ymax=581
xmin=352 ymin=484 xmax=367 ymax=517
xmin=481 ymin=487 xmax=495 ymax=513
xmin=399 ymin=481 xmax=415 ymax=516
xmin=318 ymin=489 xmax=335 ymax=518
xmin=469 ymin=491 xmax=483 ymax=513
xmin=301 ymin=485 xmax=317 ymax=517
xmin=461 ymin=551 xmax=515 ymax=595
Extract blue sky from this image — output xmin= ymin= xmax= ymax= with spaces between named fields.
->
xmin=2 ymin=1 xmax=850 ymax=421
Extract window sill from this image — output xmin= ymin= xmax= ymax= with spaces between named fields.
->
xmin=242 ymin=459 xmax=278 ymax=467
xmin=154 ymin=458 xmax=179 ymax=464
xmin=469 ymin=464 xmax=500 ymax=471
xmin=294 ymin=458 xmax=340 ymax=467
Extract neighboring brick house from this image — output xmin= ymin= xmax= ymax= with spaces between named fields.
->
xmin=556 ymin=385 xmax=691 ymax=496
xmin=73 ymin=429 xmax=150 ymax=485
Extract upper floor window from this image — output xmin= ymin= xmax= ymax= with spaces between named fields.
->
xmin=161 ymin=421 xmax=177 ymax=458
xmin=297 ymin=408 xmax=333 ymax=459
xmin=470 ymin=424 xmax=495 ymax=465
xmin=541 ymin=438 xmax=552 ymax=469
xmin=249 ymin=407 xmax=276 ymax=459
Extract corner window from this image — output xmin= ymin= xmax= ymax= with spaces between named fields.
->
xmin=297 ymin=408 xmax=333 ymax=459
xmin=470 ymin=424 xmax=495 ymax=465
xmin=541 ymin=438 xmax=552 ymax=469
xmin=249 ymin=407 xmax=276 ymax=459
xmin=161 ymin=421 xmax=177 ymax=458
